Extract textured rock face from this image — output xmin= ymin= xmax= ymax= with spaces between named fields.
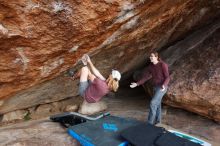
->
xmin=142 ymin=19 xmax=220 ymax=121
xmin=162 ymin=19 xmax=220 ymax=121
xmin=0 ymin=0 xmax=220 ymax=121
xmin=0 ymin=119 xmax=80 ymax=146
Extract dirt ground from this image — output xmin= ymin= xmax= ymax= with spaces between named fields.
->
xmin=105 ymin=86 xmax=220 ymax=146
xmin=0 ymin=86 xmax=219 ymax=146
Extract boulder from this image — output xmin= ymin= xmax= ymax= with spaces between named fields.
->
xmin=0 ymin=0 xmax=219 ymax=122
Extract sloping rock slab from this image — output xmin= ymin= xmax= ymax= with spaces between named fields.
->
xmin=0 ymin=118 xmax=80 ymax=146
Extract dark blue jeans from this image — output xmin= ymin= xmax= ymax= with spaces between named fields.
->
xmin=147 ymin=86 xmax=167 ymax=125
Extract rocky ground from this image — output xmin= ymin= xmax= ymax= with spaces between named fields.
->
xmin=0 ymin=86 xmax=219 ymax=146
xmin=106 ymin=87 xmax=220 ymax=145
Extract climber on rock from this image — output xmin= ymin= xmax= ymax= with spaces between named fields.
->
xmin=72 ymin=54 xmax=121 ymax=115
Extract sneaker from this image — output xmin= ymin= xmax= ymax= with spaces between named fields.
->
xmin=68 ymin=70 xmax=75 ymax=77
xmin=154 ymin=121 xmax=161 ymax=125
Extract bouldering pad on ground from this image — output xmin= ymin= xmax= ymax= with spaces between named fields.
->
xmin=68 ymin=116 xmax=141 ymax=146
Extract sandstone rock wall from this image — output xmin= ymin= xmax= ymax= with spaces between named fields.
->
xmin=162 ymin=19 xmax=220 ymax=121
xmin=0 ymin=0 xmax=219 ymax=121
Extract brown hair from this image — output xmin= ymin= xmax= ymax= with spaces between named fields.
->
xmin=106 ymin=75 xmax=119 ymax=92
xmin=150 ymin=51 xmax=161 ymax=61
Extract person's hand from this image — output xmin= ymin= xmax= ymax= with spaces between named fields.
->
xmin=161 ymin=85 xmax=165 ymax=91
xmin=70 ymin=74 xmax=77 ymax=81
xmin=85 ymin=54 xmax=91 ymax=63
xmin=70 ymin=76 xmax=75 ymax=80
xmin=81 ymin=55 xmax=88 ymax=65
xmin=130 ymin=82 xmax=138 ymax=88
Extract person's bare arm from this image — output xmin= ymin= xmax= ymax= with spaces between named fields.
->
xmin=86 ymin=56 xmax=106 ymax=81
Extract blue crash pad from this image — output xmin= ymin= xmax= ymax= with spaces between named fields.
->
xmin=67 ymin=116 xmax=141 ymax=146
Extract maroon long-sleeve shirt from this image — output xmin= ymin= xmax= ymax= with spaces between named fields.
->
xmin=137 ymin=61 xmax=170 ymax=87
